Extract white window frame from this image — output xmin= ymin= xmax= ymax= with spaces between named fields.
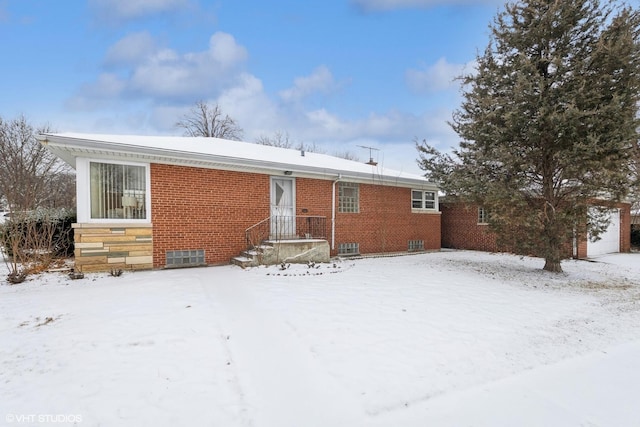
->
xmin=478 ymin=207 xmax=491 ymax=225
xmin=411 ymin=190 xmax=438 ymax=211
xmin=76 ymin=158 xmax=151 ymax=223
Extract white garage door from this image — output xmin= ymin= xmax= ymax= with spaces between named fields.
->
xmin=587 ymin=209 xmax=620 ymax=257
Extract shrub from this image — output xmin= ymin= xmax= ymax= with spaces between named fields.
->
xmin=1 ymin=208 xmax=76 ymax=282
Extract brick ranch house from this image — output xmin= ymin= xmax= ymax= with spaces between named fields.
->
xmin=441 ymin=198 xmax=631 ymax=259
xmin=37 ymin=133 xmax=441 ymax=272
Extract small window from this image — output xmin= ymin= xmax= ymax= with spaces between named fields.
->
xmin=412 ymin=190 xmax=437 ymax=210
xmin=338 ymin=242 xmax=360 ymax=255
xmin=90 ymin=161 xmax=147 ymax=220
xmin=339 ymin=182 xmax=359 ymax=213
xmin=166 ymin=250 xmax=205 ymax=267
xmin=478 ymin=207 xmax=491 ymax=224
xmin=408 ymin=240 xmax=424 ymax=252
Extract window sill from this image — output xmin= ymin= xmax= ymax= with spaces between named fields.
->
xmin=411 ymin=209 xmax=441 ymax=214
xmin=74 ymin=220 xmax=152 ymax=228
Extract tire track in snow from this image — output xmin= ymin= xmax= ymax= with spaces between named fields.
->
xmin=197 ymin=279 xmax=254 ymax=427
xmin=206 ymin=280 xmax=364 ymax=427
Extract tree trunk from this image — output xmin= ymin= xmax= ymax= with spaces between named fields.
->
xmin=543 ymin=233 xmax=563 ymax=272
xmin=542 ymin=210 xmax=563 ymax=273
xmin=543 ymin=257 xmax=562 ymax=272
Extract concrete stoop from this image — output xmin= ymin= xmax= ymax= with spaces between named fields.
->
xmin=231 ymin=245 xmax=272 ymax=268
xmin=231 ymin=239 xmax=330 ymax=267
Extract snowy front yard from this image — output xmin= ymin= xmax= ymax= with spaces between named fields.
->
xmin=2 ymin=250 xmax=640 ymax=426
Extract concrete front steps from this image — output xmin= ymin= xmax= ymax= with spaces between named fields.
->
xmin=231 ymin=239 xmax=330 ymax=268
xmin=231 ymin=245 xmax=272 ymax=268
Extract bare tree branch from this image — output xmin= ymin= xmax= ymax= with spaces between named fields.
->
xmin=255 ymin=131 xmax=360 ymax=161
xmin=0 ymin=115 xmax=73 ymax=210
xmin=175 ymin=101 xmax=244 ymax=140
xmin=255 ymin=130 xmax=293 ymax=148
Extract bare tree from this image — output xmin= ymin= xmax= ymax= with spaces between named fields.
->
xmin=175 ymin=101 xmax=243 ymax=140
xmin=255 ymin=130 xmax=294 ymax=148
xmin=255 ymin=131 xmax=360 ymax=161
xmin=299 ymin=141 xmax=323 ymax=154
xmin=0 ymin=115 xmax=72 ymax=210
xmin=0 ymin=115 xmax=76 ymax=282
xmin=45 ymin=172 xmax=76 ymax=209
xmin=333 ymin=149 xmax=359 ymax=161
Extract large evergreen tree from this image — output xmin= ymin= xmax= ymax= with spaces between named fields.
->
xmin=418 ymin=0 xmax=640 ymax=272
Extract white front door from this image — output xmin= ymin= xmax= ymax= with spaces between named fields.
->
xmin=270 ymin=177 xmax=296 ymax=239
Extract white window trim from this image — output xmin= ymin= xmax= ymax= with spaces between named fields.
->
xmin=478 ymin=207 xmax=490 ymax=225
xmin=76 ymin=157 xmax=151 ymax=223
xmin=411 ymin=189 xmax=438 ymax=212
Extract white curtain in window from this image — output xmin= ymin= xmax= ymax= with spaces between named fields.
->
xmin=90 ymin=162 xmax=146 ymax=219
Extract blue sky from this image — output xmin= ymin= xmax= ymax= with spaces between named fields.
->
xmin=0 ymin=0 xmax=540 ymax=173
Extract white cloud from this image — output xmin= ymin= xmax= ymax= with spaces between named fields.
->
xmin=207 ymin=32 xmax=248 ymax=66
xmin=89 ymin=0 xmax=190 ymax=21
xmin=148 ymin=104 xmax=190 ymax=133
xmin=66 ymin=73 xmax=126 ymax=111
xmin=71 ymin=31 xmax=248 ymax=104
xmin=300 ymin=107 xmax=453 ymax=143
xmin=406 ymin=57 xmax=476 ymax=93
xmin=168 ymin=69 xmax=456 ymax=172
xmin=288 ymin=107 xmax=458 ymax=174
xmin=149 ymin=73 xmax=280 ymax=136
xmin=65 ymin=30 xmax=459 ymax=174
xmin=352 ymin=0 xmax=504 ymax=12
xmin=68 ymin=73 xmax=458 ymax=174
xmin=104 ymin=32 xmax=156 ymax=67
xmin=129 ymin=32 xmax=247 ymax=98
xmin=305 ymin=109 xmax=348 ymax=134
xmin=217 ymin=73 xmax=280 ymax=131
xmin=279 ymin=66 xmax=337 ymax=103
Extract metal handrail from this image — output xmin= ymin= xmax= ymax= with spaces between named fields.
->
xmin=245 ymin=215 xmax=327 ymax=250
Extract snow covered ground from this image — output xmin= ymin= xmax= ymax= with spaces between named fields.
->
xmin=1 ymin=250 xmax=639 ymax=427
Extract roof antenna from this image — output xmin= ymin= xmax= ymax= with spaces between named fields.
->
xmin=357 ymin=145 xmax=379 ymax=166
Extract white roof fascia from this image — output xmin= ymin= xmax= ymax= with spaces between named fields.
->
xmin=37 ymin=133 xmax=438 ymax=190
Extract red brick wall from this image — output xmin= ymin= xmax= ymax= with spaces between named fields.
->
xmin=441 ymin=202 xmax=498 ymax=252
xmin=333 ymin=183 xmax=441 ymax=255
xmin=151 ymin=164 xmax=270 ymax=267
xmin=294 ymin=177 xmax=333 ymax=219
xmin=621 ymin=204 xmax=631 ymax=253
xmin=442 ymin=201 xmax=631 ymax=258
xmin=150 ymin=165 xmax=442 ymax=267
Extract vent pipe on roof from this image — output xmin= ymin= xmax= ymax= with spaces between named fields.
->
xmin=301 ymin=150 xmax=305 ymax=157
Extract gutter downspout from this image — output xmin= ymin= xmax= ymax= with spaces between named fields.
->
xmin=331 ymin=174 xmax=342 ymax=250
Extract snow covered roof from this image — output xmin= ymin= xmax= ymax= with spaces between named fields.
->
xmin=37 ymin=133 xmax=437 ymax=189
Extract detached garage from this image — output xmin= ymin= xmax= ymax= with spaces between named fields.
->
xmin=587 ymin=208 xmax=622 ymax=257
xmin=441 ymin=199 xmax=631 ymax=259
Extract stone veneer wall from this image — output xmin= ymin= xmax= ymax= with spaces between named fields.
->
xmin=73 ymin=223 xmax=153 ymax=272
